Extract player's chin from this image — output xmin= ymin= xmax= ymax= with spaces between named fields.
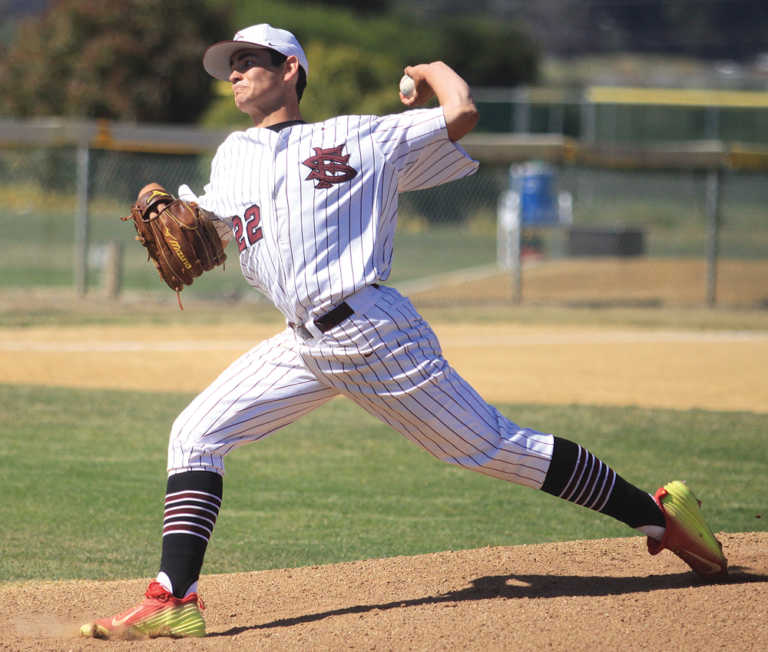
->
xmin=233 ymin=97 xmax=252 ymax=116
xmin=232 ymin=89 xmax=249 ymax=107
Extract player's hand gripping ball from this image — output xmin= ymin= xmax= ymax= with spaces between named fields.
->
xmin=399 ymin=74 xmax=416 ymax=99
xmin=123 ymin=184 xmax=227 ymax=307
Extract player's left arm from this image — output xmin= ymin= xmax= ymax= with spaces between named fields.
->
xmin=400 ymin=62 xmax=478 ymax=141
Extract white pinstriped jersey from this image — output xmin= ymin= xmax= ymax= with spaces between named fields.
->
xmin=169 ymin=107 xmax=555 ymax=489
xmin=196 ymin=107 xmax=478 ymax=324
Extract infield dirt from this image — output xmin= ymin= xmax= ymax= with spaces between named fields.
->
xmin=1 ymin=533 xmax=766 ymax=651
xmin=1 ymin=321 xmax=766 ymax=413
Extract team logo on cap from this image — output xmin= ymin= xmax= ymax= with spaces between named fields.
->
xmin=302 ymin=144 xmax=358 ymax=189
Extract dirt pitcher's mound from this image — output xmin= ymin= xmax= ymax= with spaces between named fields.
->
xmin=2 ymin=533 xmax=766 ymax=651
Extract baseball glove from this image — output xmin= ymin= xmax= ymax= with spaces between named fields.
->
xmin=123 ymin=185 xmax=227 ymax=307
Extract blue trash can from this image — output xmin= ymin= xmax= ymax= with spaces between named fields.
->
xmin=510 ymin=162 xmax=559 ymax=225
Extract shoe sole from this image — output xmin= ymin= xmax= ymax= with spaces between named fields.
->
xmin=657 ymin=480 xmax=727 ymax=576
xmin=80 ymin=604 xmax=205 ymax=639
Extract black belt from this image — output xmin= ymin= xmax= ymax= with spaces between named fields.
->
xmin=292 ymin=284 xmax=378 ymax=340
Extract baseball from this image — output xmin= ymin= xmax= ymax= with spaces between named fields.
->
xmin=399 ymin=74 xmax=415 ymax=99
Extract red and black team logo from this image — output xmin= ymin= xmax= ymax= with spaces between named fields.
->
xmin=302 ymin=144 xmax=358 ymax=189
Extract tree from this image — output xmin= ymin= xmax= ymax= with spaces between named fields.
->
xmin=594 ymin=0 xmax=768 ymax=61
xmin=0 ymin=0 xmax=49 ymax=47
xmin=202 ymin=2 xmax=541 ymax=127
xmin=0 ymin=0 xmax=229 ymax=122
xmin=436 ymin=16 xmax=539 ymax=86
xmin=301 ymin=0 xmax=391 ymax=13
xmin=513 ymin=0 xmax=768 ymax=61
xmin=225 ymin=0 xmax=538 ymax=85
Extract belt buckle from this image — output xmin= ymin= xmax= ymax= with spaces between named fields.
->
xmin=290 ymin=320 xmax=319 ymax=342
xmin=295 ymin=324 xmax=313 ymax=341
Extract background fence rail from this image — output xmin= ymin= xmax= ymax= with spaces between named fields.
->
xmin=1 ymin=118 xmax=766 ymax=309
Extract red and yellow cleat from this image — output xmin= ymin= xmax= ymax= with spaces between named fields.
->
xmin=80 ymin=581 xmax=205 ymax=639
xmin=647 ymin=480 xmax=727 ymax=577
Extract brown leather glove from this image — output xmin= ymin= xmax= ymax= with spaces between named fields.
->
xmin=123 ymin=184 xmax=227 ymax=305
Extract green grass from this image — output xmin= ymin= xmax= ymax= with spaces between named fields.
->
xmin=4 ymin=286 xmax=768 ymax=331
xmin=0 ymin=384 xmax=764 ymax=583
xmin=388 ymin=228 xmax=497 ymax=284
xmin=0 ymin=215 xmax=498 ymax=295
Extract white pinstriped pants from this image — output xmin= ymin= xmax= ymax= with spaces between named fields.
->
xmin=168 ymin=286 xmax=555 ymax=489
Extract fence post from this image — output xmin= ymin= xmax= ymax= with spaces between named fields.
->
xmin=513 ymin=88 xmax=530 ymax=133
xmin=497 ymin=187 xmax=523 ymax=304
xmin=511 ymin=215 xmax=522 ymax=304
xmin=705 ymin=167 xmax=722 ymax=307
xmin=103 ymin=241 xmax=123 ymax=299
xmin=74 ymin=143 xmax=90 ymax=297
xmin=580 ymin=97 xmax=596 ymax=143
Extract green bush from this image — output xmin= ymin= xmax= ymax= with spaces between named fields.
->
xmin=0 ymin=0 xmax=229 ymax=123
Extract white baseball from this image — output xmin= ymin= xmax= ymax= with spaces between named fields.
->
xmin=399 ymin=74 xmax=415 ymax=99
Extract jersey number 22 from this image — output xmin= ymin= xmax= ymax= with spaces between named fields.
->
xmin=232 ymin=205 xmax=263 ymax=253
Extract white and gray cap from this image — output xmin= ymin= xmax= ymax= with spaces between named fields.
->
xmin=202 ymin=23 xmax=309 ymax=81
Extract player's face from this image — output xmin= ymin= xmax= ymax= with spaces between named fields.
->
xmin=229 ymin=49 xmax=290 ymax=118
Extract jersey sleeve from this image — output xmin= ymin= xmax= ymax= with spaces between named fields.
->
xmin=189 ymin=135 xmax=240 ymax=222
xmin=373 ymin=107 xmax=479 ymax=192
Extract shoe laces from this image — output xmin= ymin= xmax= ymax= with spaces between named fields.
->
xmin=145 ymin=581 xmax=172 ymax=601
xmin=144 ymin=581 xmax=204 ymax=608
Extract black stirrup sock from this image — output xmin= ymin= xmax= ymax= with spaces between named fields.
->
xmin=159 ymin=470 xmax=223 ymax=598
xmin=541 ymin=437 xmax=665 ymax=529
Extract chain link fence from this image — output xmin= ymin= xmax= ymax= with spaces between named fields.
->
xmin=1 ymin=124 xmax=767 ymax=309
xmin=0 ymin=141 xmax=504 ymax=302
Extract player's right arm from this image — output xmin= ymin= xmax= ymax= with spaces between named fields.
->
xmin=400 ymin=62 xmax=478 ymax=142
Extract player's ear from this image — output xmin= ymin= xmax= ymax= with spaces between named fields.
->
xmin=282 ymin=55 xmax=300 ymax=84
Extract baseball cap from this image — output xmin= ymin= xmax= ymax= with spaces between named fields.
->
xmin=203 ymin=24 xmax=309 ymax=81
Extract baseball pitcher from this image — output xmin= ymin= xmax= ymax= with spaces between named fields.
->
xmin=81 ymin=24 xmax=726 ymax=640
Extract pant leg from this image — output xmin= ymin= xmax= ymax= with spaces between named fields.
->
xmin=168 ymin=327 xmax=339 ymax=475
xmin=300 ymin=287 xmax=554 ymax=489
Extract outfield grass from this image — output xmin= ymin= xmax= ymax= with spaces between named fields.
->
xmin=3 ymin=284 xmax=768 ymax=331
xmin=1 ymin=383 xmax=764 ymax=583
xmin=4 ymin=198 xmax=768 ymax=296
xmin=0 ymin=213 xmax=498 ymax=295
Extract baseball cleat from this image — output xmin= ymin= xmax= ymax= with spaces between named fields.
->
xmin=79 ymin=581 xmax=205 ymax=639
xmin=647 ymin=480 xmax=727 ymax=577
